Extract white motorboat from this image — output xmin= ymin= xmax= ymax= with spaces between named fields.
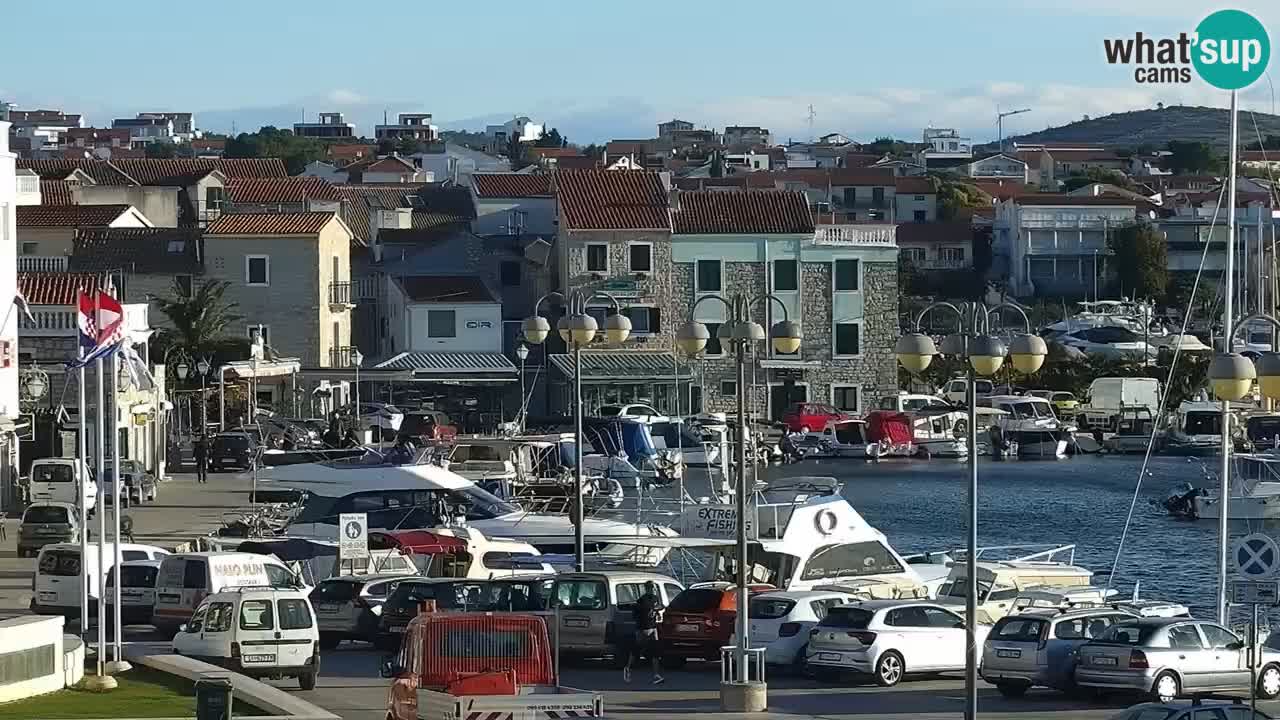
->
xmin=907 ymin=408 xmax=969 ymax=458
xmin=1165 ymin=400 xmax=1223 ymax=456
xmin=1188 ymin=453 xmax=1280 ymax=522
xmin=981 ymin=395 xmax=1073 ymax=458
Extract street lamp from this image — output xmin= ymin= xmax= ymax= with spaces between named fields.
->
xmin=20 ymin=366 xmax=49 ymax=406
xmin=677 ymin=293 xmax=801 ymax=713
xmin=523 ymin=291 xmax=630 ymax=571
xmin=895 ymin=301 xmax=1044 ymax=720
xmin=515 ymin=342 xmax=529 ymax=432
xmin=196 ymin=358 xmax=211 ymax=436
xmin=353 ymin=349 xmax=364 ymax=441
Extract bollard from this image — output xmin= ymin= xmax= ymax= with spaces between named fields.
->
xmin=195 ymin=675 xmax=234 ymax=720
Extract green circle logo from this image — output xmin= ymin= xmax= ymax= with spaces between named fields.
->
xmin=1192 ymin=9 xmax=1270 ymax=90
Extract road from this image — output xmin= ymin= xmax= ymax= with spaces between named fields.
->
xmin=4 ymin=467 xmax=1278 ymax=719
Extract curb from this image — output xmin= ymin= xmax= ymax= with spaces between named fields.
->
xmin=124 ymin=650 xmax=340 ymax=720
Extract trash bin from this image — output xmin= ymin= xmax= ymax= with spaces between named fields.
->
xmin=195 ymin=675 xmax=234 ymax=720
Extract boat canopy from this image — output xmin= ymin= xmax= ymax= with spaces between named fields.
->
xmin=866 ymin=411 xmax=913 ymax=445
xmin=583 ymin=417 xmax=658 ymax=462
xmin=368 ymin=530 xmax=468 ymax=555
xmin=236 ymin=538 xmax=337 ymax=561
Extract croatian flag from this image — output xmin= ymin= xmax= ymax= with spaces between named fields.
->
xmin=71 ymin=290 xmax=126 ymax=366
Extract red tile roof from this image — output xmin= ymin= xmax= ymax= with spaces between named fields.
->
xmin=40 ymin=181 xmax=74 ymax=206
xmin=672 ymin=190 xmax=813 ymax=234
xmin=346 ymin=156 xmax=418 ymax=175
xmin=472 ymin=173 xmax=553 ymax=198
xmin=894 ymin=176 xmax=935 ymax=194
xmin=18 ymin=272 xmax=103 ymax=305
xmin=71 ymin=227 xmax=203 ymax=274
xmin=1241 ymin=151 xmax=1280 ymax=163
xmin=17 ymin=204 xmax=135 ymax=227
xmin=844 ymin=152 xmax=884 ymax=168
xmin=18 ymin=158 xmax=137 ymax=186
xmin=555 ymin=170 xmax=671 ymax=231
xmin=333 ymin=183 xmax=433 ymax=243
xmin=225 ymin=177 xmax=341 ymax=203
xmin=206 ymin=212 xmax=337 ymax=236
xmin=395 ymin=276 xmax=496 ymax=303
xmin=530 ymin=147 xmax=582 ymax=159
xmin=328 ymin=144 xmax=375 ymax=162
xmin=191 ymin=138 xmax=227 ymax=151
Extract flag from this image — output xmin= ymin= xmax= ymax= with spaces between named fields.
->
xmin=93 ymin=290 xmax=124 ymax=347
xmin=120 ymin=342 xmax=155 ymax=392
xmin=12 ymin=290 xmax=34 ymax=324
xmin=76 ymin=291 xmax=96 ymax=357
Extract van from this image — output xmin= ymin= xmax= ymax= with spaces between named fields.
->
xmin=27 ymin=458 xmax=96 ymax=514
xmin=18 ymin=502 xmax=80 ymax=557
xmin=551 ymin=571 xmax=684 ymax=664
xmin=105 ymin=560 xmax=161 ymax=625
xmin=32 ymin=542 xmax=169 ymax=616
xmin=153 ymin=552 xmax=304 ymax=635
xmin=172 ymin=587 xmax=319 ymax=689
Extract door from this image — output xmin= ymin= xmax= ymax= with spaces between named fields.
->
xmin=184 ymin=559 xmax=209 ymax=617
xmin=884 ymin=606 xmax=937 ymax=670
xmin=36 ymin=548 xmax=83 ymax=609
xmin=275 ymin=597 xmax=316 ymax=668
xmin=1167 ymin=623 xmax=1215 ymax=690
xmin=175 ymin=601 xmax=213 ymax=658
xmin=553 ymin=578 xmax=609 ymax=651
xmin=771 ymin=385 xmax=808 ymax=423
xmin=923 ymin=606 xmax=967 ymax=670
xmin=237 ymin=596 xmax=280 ymax=669
xmin=199 ymin=601 xmax=235 ymax=662
xmin=1199 ymin=623 xmax=1249 ymax=688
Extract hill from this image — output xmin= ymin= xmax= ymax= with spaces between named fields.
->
xmin=993 ymin=105 xmax=1280 ymax=152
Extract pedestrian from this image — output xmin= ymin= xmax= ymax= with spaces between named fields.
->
xmin=193 ymin=434 xmax=209 ymax=484
xmin=623 ymin=581 xmax=664 ymax=685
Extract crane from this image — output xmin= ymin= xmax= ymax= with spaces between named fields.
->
xmin=997 ymin=107 xmax=1031 ymax=154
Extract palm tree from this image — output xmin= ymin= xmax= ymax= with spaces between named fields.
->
xmin=152 ymin=279 xmax=243 ymax=359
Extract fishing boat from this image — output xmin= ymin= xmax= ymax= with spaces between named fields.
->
xmin=863 ymin=411 xmax=917 ymax=459
xmin=1170 ymin=453 xmax=1280 ymax=522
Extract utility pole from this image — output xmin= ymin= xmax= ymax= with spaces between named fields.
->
xmin=997 ymin=107 xmax=1031 ymax=154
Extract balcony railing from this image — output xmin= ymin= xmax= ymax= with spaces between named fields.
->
xmin=329 ymin=345 xmax=360 ymax=368
xmin=812 ymin=224 xmax=898 ymax=247
xmin=328 ymin=281 xmax=356 ymax=308
xmin=354 ymin=277 xmax=381 ymax=301
xmin=20 ymin=302 xmax=148 ymax=337
xmin=18 ymin=256 xmax=68 ymax=273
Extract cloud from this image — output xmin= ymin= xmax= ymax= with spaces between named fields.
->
xmin=326 ymin=89 xmax=365 ymax=105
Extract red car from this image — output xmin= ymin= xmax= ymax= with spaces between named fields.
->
xmin=658 ymin=583 xmax=774 ymax=667
xmin=782 ymin=402 xmax=847 ymax=432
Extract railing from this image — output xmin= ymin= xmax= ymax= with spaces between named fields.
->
xmin=17 ymin=256 xmax=68 ymax=273
xmin=328 ymin=281 xmax=355 ymax=307
xmin=354 ymin=277 xmax=381 ymax=301
xmin=329 ymin=346 xmax=361 ymax=368
xmin=812 ymin=224 xmax=898 ymax=246
xmin=16 ymin=175 xmax=38 ymax=194
xmin=19 ymin=303 xmax=149 ymax=337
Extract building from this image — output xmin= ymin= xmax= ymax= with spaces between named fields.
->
xmin=895 ymin=221 xmax=973 ymax=271
xmin=470 ymin=173 xmax=556 ymax=237
xmin=327 ymin=144 xmax=375 ymax=168
xmin=191 ymin=138 xmax=226 ymax=158
xmin=485 ymin=117 xmax=545 ymax=154
xmin=340 ymin=155 xmax=429 ymax=184
xmin=136 ymin=112 xmax=198 ymax=140
xmin=921 ymin=128 xmax=972 ymax=160
xmin=603 ymin=141 xmax=667 ymax=171
xmin=68 ymin=226 xmax=203 ymax=325
xmin=17 ymin=204 xmax=154 ymax=261
xmin=112 ymin=115 xmax=176 ymax=148
xmin=658 ymin=119 xmax=694 ymax=138
xmin=6 ymin=108 xmax=83 ymax=159
xmin=967 ymin=154 xmax=1029 ymax=183
xmin=671 ymin=189 xmax=898 ymax=418
xmin=893 ymin=176 xmax=938 ymax=223
xmin=293 ymin=112 xmax=356 ymax=139
xmin=63 ymin=128 xmax=132 ymax=159
xmin=1241 ymin=151 xmax=1280 ymax=174
xmin=375 ymin=113 xmax=438 ymax=144
xmin=223 ymin=177 xmax=341 ymax=214
xmin=995 ymin=194 xmax=1139 ymax=297
xmin=0 ymin=122 xmax=26 ymax=505
xmin=723 ymin=126 xmax=771 ymax=148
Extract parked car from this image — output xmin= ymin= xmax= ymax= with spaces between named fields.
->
xmin=782 ymin=403 xmax=847 ymax=433
xmin=18 ymin=502 xmax=80 ymax=558
xmin=1028 ymin=390 xmax=1080 ymax=414
xmin=1108 ymin=699 xmax=1274 ymax=719
xmin=597 ymin=403 xmax=662 ymax=418
xmin=658 ymin=583 xmax=774 ymax=667
xmin=941 ymin=378 xmax=995 ymax=405
xmin=1075 ymin=617 xmax=1280 ymax=702
xmin=310 ymin=573 xmax=421 ymax=649
xmin=104 ymin=560 xmax=161 ymax=626
xmin=375 ymin=578 xmax=496 ymax=649
xmin=805 ymin=600 xmax=984 ymax=687
xmin=551 ymin=571 xmax=684 ymax=665
xmin=209 ymin=432 xmax=258 ymax=471
xmin=981 ymin=608 xmax=1137 ymax=696
xmin=102 ymin=460 xmax=157 ymax=506
xmin=398 ymin=410 xmax=458 ymax=443
xmin=745 ymin=590 xmax=859 ymax=671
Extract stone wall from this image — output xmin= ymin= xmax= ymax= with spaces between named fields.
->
xmin=563 ymin=230 xmax=676 ymax=351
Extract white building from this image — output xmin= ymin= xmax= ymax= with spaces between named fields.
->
xmin=485 ymin=117 xmax=545 ymax=154
xmin=967 ymin=154 xmax=1029 ymax=183
xmin=994 ymin=194 xmax=1139 ymax=297
xmin=375 ymin=113 xmax=439 ymax=143
xmin=384 ymin=275 xmax=503 ymax=354
xmin=0 ymin=123 xmax=22 ymax=424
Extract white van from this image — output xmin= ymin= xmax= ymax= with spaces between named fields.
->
xmin=153 ymin=552 xmax=304 ymax=635
xmin=105 ymin=560 xmax=162 ymax=625
xmin=27 ymin=458 xmax=97 ymax=513
xmin=32 ymin=542 xmax=169 ymax=616
xmin=173 ymin=587 xmax=320 ymax=689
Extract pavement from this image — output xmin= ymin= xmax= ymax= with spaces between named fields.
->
xmin=5 ymin=465 xmax=1280 ymax=719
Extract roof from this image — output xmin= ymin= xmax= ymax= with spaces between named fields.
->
xmin=549 ymin=350 xmax=692 ymax=380
xmin=110 ymin=158 xmax=287 ymax=186
xmin=328 ymin=144 xmax=376 ymax=161
xmin=896 ymin=221 xmax=973 ymax=245
xmin=1046 ymin=149 xmax=1124 ymax=162
xmin=205 ymin=212 xmax=337 ymax=236
xmin=394 ymin=276 xmax=496 ymax=303
xmin=333 ymin=183 xmax=432 ymax=243
xmin=672 ymin=190 xmax=813 ymax=234
xmin=16 ymin=204 xmax=136 ymax=227
xmin=472 ymin=173 xmax=553 ymax=198
xmin=372 ymin=352 xmax=516 ymax=375
xmin=18 ymin=272 xmax=104 ymax=305
xmin=348 ymin=155 xmax=418 ymax=175
xmin=71 ymin=227 xmax=202 ymax=274
xmin=556 ymin=170 xmax=671 ymax=231
xmin=40 ymin=181 xmax=74 ymax=206
xmin=18 ymin=158 xmax=137 ymax=186
xmin=225 ymin=177 xmax=341 ymax=204
xmin=529 ymin=147 xmax=582 ymax=159
xmin=418 ymin=185 xmax=476 ymax=220
xmin=894 ymin=176 xmax=935 ymax=194
xmin=1013 ymin=193 xmax=1139 ymax=207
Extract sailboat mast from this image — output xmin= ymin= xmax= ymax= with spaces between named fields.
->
xmin=1218 ymin=88 xmax=1239 ymax=625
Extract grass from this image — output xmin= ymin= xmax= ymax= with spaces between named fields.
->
xmin=0 ymin=667 xmax=266 ymax=719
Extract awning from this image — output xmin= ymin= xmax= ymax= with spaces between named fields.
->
xmin=223 ymin=358 xmax=302 ymax=379
xmin=368 ymin=530 xmax=468 ymax=555
xmin=550 ymin=350 xmax=693 ymax=382
xmin=372 ymin=352 xmax=517 ymax=382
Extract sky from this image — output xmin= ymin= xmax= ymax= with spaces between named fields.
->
xmin=6 ymin=0 xmax=1280 ymax=143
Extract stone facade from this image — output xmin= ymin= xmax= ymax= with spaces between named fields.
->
xmin=561 ymin=229 xmax=677 ymax=351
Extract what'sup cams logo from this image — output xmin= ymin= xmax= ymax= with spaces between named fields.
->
xmin=1104 ymin=9 xmax=1270 ymax=90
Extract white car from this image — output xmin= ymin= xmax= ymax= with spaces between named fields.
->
xmin=941 ymin=379 xmax=994 ymax=405
xmin=596 ymin=403 xmax=662 ymax=419
xmin=173 ymin=587 xmax=320 ymax=689
xmin=746 ymin=590 xmax=860 ymax=670
xmin=805 ymin=600 xmax=989 ymax=687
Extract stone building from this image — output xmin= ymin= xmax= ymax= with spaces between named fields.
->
xmin=671 ymin=190 xmax=899 ymax=418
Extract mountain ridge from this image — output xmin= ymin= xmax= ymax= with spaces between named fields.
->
xmin=991 ymin=105 xmax=1280 ymax=152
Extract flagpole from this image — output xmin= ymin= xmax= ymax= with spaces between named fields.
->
xmin=76 ymin=303 xmax=88 ymax=645
xmin=81 ymin=289 xmax=118 ymax=691
xmin=107 ymin=348 xmax=129 ymax=673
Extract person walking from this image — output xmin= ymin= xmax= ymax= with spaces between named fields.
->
xmin=193 ymin=434 xmax=209 ymax=484
xmin=623 ymin=581 xmax=664 ymax=685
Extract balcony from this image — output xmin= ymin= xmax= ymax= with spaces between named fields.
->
xmin=329 ymin=345 xmax=361 ymax=368
xmin=328 ymin=281 xmax=357 ymax=311
xmin=354 ymin=277 xmax=381 ymax=302
xmin=812 ymin=224 xmax=898 ymax=247
xmin=20 ymin=303 xmax=149 ymax=337
xmin=17 ymin=256 xmax=69 ymax=273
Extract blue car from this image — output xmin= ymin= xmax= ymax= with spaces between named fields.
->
xmin=981 ymin=607 xmax=1138 ymax=696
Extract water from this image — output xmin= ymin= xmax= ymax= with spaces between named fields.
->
xmin=761 ymin=453 xmax=1266 ymax=622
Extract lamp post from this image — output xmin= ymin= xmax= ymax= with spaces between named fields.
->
xmin=516 ymin=342 xmax=529 ymax=432
xmin=523 ymin=291 xmax=631 ymax=571
xmin=676 ymin=293 xmax=801 ymax=712
xmin=894 ymin=301 xmax=1046 ymax=720
xmin=353 ymin=349 xmax=364 ymax=442
xmin=196 ymin=358 xmax=211 ymax=435
xmin=20 ymin=365 xmax=48 ymax=409
xmin=175 ymin=360 xmax=190 ymax=436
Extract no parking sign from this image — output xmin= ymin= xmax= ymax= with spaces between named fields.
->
xmin=1232 ymin=533 xmax=1280 ymax=579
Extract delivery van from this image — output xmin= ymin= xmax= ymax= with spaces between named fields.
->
xmin=28 ymin=458 xmax=96 ymax=514
xmin=153 ymin=552 xmax=303 ymax=635
xmin=32 ymin=542 xmax=168 ymax=616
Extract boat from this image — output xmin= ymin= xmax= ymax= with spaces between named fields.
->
xmin=980 ymin=395 xmax=1073 ymax=458
xmin=1166 ymin=400 xmax=1225 ymax=456
xmin=1173 ymin=453 xmax=1280 ymax=522
xmin=1240 ymin=413 xmax=1280 ymax=452
xmin=933 ymin=549 xmax=1094 ymax=624
xmin=906 ymin=407 xmax=969 ymax=458
xmin=1041 ymin=299 xmax=1163 ymax=338
xmin=819 ymin=418 xmax=872 ymax=457
xmin=581 ymin=417 xmax=681 ymax=488
xmin=863 ymin=411 xmax=917 ymax=459
xmin=1102 ymin=405 xmax=1163 ymax=454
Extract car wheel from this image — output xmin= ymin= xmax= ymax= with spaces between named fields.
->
xmin=1151 ymin=671 xmax=1180 ymax=703
xmin=874 ymin=651 xmax=904 ymax=687
xmin=299 ymin=670 xmax=317 ymax=691
xmin=995 ymin=681 xmax=1029 ymax=698
xmin=791 ymin=644 xmax=809 ymax=675
xmin=1259 ymin=664 xmax=1280 ymax=699
xmin=319 ymin=633 xmax=340 ymax=650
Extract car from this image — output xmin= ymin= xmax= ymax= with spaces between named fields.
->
xmin=1028 ymin=390 xmax=1080 ymax=414
xmin=657 ymin=582 xmax=774 ymax=667
xmin=309 ymin=573 xmax=421 ymax=649
xmin=209 ymin=432 xmax=257 ymax=471
xmin=375 ymin=578 xmax=498 ymax=650
xmin=398 ymin=410 xmax=457 ymax=443
xmin=104 ymin=560 xmax=161 ymax=626
xmin=1074 ymin=617 xmax=1280 ymax=703
xmin=782 ymin=403 xmax=847 ymax=433
xmin=550 ymin=571 xmax=684 ymax=664
xmin=981 ymin=607 xmax=1137 ymax=696
xmin=18 ymin=502 xmax=80 ymax=558
xmin=597 ymin=403 xmax=662 ymax=418
xmin=805 ymin=600 xmax=985 ymax=687
xmin=745 ymin=590 xmax=860 ymax=671
xmin=941 ymin=378 xmax=995 ymax=405
xmin=1108 ymin=699 xmax=1274 ymax=719
xmin=102 ymin=460 xmax=157 ymax=506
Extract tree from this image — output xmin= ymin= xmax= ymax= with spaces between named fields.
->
xmin=225 ymin=126 xmax=327 ymax=174
xmin=535 ymin=128 xmax=566 ymax=148
xmin=1062 ymin=167 xmax=1134 ymax=192
xmin=930 ymin=176 xmax=992 ymax=220
xmin=1109 ymin=223 xmax=1168 ymax=301
xmin=145 ymin=142 xmax=177 ymax=159
xmin=151 ymin=280 xmax=244 ymax=359
xmin=1163 ymin=140 xmax=1221 ymax=174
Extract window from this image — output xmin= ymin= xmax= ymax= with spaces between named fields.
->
xmin=427 ymin=310 xmax=456 ymax=338
xmin=183 ymin=560 xmax=206 ymax=589
xmin=871 ymin=187 xmax=885 ymax=206
xmin=206 ymin=185 xmax=225 ymax=211
xmin=940 ymin=247 xmax=966 ymax=264
xmin=913 ymin=210 xmax=927 ymax=223
xmin=239 ymin=599 xmax=275 ymax=630
xmin=832 ymin=385 xmax=860 ymax=413
xmin=720 ymin=380 xmax=737 ymax=396
xmin=809 ymin=598 xmax=846 ymax=620
xmin=886 ymin=606 xmax=930 ymax=627
xmin=1200 ymin=624 xmax=1239 ymax=649
xmin=176 ymin=274 xmax=193 ymax=298
xmin=586 ymin=244 xmax=608 ymax=273
xmin=277 ymin=599 xmax=314 ymax=630
xmin=38 ymin=549 xmax=80 ymax=577
xmin=629 ymin=243 xmax=652 ymax=273
xmin=914 ymin=195 xmax=925 ymax=201
xmin=554 ymin=579 xmax=607 ymax=610
xmin=1167 ymin=624 xmax=1204 ymax=650
xmin=696 ymin=260 xmax=722 ymax=292
xmin=835 ymin=323 xmax=861 ymax=356
xmin=923 ymin=607 xmax=963 ymax=628
xmin=246 ymin=255 xmax=270 ymax=286
xmin=615 ymin=583 xmax=645 ymax=606
xmin=834 ymin=259 xmax=860 ymax=291
xmin=205 ymin=602 xmax=234 ymax=633
xmin=622 ymin=306 xmax=660 ymax=335
xmin=187 ymin=604 xmax=208 ymax=632
xmin=773 ymin=260 xmax=798 ymax=292
xmin=799 ymin=541 xmax=904 ymax=581
xmin=663 ymin=583 xmax=684 ymax=606
xmin=311 ymin=580 xmax=358 ymax=604
xmin=20 ymin=242 xmax=37 ymax=256
xmin=902 ymin=248 xmax=925 ymax=263
xmin=994 ymin=617 xmax=1047 ymax=642
xmin=265 ymin=564 xmax=296 ymax=588
xmin=500 ymin=261 xmax=521 ymax=287
xmin=703 ymin=322 xmax=723 ymax=356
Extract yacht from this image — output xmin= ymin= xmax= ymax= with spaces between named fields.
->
xmin=1166 ymin=401 xmax=1225 ymax=456
xmin=1182 ymin=453 xmax=1280 ymax=522
xmin=980 ymin=395 xmax=1073 ymax=458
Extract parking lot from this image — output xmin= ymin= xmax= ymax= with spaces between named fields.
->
xmin=6 ymin=467 xmax=1280 ymax=719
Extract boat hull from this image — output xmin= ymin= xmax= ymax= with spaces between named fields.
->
xmin=1195 ymin=495 xmax=1280 ymax=521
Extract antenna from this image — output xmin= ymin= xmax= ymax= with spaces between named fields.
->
xmin=806 ymin=104 xmax=817 ymax=143
xmin=997 ymin=106 xmax=1031 ymax=154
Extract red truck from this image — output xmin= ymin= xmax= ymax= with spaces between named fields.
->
xmin=381 ymin=612 xmax=603 ymax=720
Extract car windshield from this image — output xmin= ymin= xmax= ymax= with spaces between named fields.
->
xmin=24 ymin=506 xmax=70 ymax=524
xmin=748 ymin=597 xmax=796 ymax=619
xmin=450 ymin=444 xmax=506 ymax=462
xmin=993 ymin=616 xmax=1046 ymax=642
xmin=668 ymin=589 xmax=724 ymax=613
xmin=799 ymin=542 xmax=905 ymax=581
xmin=938 ymin=579 xmax=995 ymax=601
xmin=818 ymin=606 xmax=874 ymax=629
xmin=38 ymin=550 xmax=81 ymax=577
xmin=1052 ymin=393 xmax=1074 ymax=402
xmin=117 ymin=565 xmax=158 ymax=587
xmin=215 ymin=435 xmax=250 ymax=449
xmin=32 ymin=465 xmax=73 ymax=483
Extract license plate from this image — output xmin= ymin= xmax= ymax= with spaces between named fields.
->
xmin=242 ymin=654 xmax=275 ymax=663
xmin=1092 ymin=656 xmax=1118 ymax=666
xmin=677 ymin=623 xmax=699 ymax=633
xmin=389 ymin=625 xmax=405 ymax=633
xmin=319 ymin=604 xmax=340 ymax=613
xmin=564 ymin=618 xmax=589 ymax=628
xmin=38 ymin=592 xmax=56 ymax=601
xmin=819 ymin=652 xmax=841 ymax=662
xmin=996 ymin=649 xmax=1021 ymax=659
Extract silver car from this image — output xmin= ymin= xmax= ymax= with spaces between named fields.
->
xmin=1108 ymin=700 xmax=1273 ymax=719
xmin=1075 ymin=617 xmax=1280 ymax=702
xmin=982 ymin=608 xmax=1135 ymax=696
